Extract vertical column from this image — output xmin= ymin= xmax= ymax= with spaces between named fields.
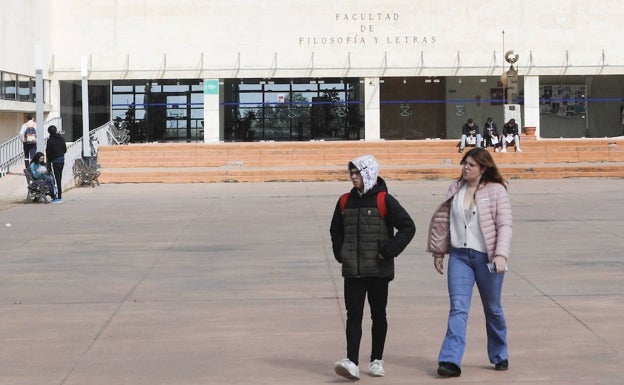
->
xmin=35 ymin=45 xmax=45 ymax=151
xmin=364 ymin=77 xmax=381 ymax=141
xmin=523 ymin=75 xmax=540 ymax=137
xmin=49 ymin=80 xmax=61 ymax=126
xmin=203 ymin=79 xmax=220 ymax=143
xmin=81 ymin=56 xmax=91 ymax=156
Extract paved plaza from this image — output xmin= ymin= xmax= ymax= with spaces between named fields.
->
xmin=0 ymin=176 xmax=623 ymax=384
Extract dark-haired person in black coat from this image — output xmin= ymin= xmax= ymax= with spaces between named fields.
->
xmin=330 ymin=154 xmax=415 ymax=380
xmin=45 ymin=125 xmax=67 ymax=203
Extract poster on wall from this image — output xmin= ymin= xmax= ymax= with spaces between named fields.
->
xmin=539 ymin=85 xmax=586 ymax=117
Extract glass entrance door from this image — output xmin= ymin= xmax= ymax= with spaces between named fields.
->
xmin=112 ymin=79 xmax=204 ymax=143
xmin=223 ymin=78 xmax=364 ymax=142
xmin=165 ymin=93 xmax=190 ymax=141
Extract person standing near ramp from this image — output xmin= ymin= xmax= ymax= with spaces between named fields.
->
xmin=19 ymin=114 xmax=37 ymax=168
xmin=45 ymin=125 xmax=67 ymax=203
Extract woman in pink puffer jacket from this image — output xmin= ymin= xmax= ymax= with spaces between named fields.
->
xmin=426 ymin=147 xmax=513 ymax=378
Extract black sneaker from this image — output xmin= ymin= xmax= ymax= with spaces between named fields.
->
xmin=495 ymin=359 xmax=509 ymax=371
xmin=437 ymin=361 xmax=461 ymax=377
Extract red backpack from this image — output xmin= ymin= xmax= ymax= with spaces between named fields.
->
xmin=339 ymin=191 xmax=387 ymax=219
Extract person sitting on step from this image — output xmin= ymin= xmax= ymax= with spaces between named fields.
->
xmin=459 ymin=118 xmax=483 ymax=153
xmin=501 ymin=119 xmax=522 ymax=153
xmin=483 ymin=117 xmax=501 ymax=152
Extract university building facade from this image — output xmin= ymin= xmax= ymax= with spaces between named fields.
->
xmin=2 ymin=0 xmax=624 ymax=143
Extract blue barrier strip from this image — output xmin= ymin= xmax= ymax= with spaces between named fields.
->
xmin=112 ymin=96 xmax=624 ymax=109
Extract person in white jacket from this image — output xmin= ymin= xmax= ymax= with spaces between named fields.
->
xmin=19 ymin=114 xmax=37 ymax=168
xmin=426 ymin=147 xmax=513 ymax=377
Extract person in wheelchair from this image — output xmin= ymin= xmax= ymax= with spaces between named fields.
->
xmin=29 ymin=152 xmax=59 ymax=202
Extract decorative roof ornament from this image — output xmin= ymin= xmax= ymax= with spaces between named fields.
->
xmin=505 ymin=50 xmax=519 ymax=65
xmin=504 ymin=50 xmax=519 ymax=82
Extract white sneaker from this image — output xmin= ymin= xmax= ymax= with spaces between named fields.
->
xmin=334 ymin=358 xmax=360 ymax=380
xmin=495 ymin=148 xmax=500 ymax=152
xmin=368 ymin=359 xmax=385 ymax=377
xmin=516 ymin=148 xmax=522 ymax=152
xmin=501 ymin=148 xmax=507 ymax=153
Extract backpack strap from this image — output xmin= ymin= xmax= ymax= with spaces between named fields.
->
xmin=339 ymin=191 xmax=387 ymax=219
xmin=339 ymin=192 xmax=350 ymax=214
xmin=377 ymin=191 xmax=387 ymax=219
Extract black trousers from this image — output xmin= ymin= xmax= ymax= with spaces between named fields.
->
xmin=50 ymin=162 xmax=64 ymax=199
xmin=23 ymin=143 xmax=37 ymax=168
xmin=343 ymin=276 xmax=390 ymax=365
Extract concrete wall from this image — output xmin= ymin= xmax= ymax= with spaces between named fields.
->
xmin=1 ymin=0 xmax=51 ymax=76
xmin=42 ymin=0 xmax=624 ymax=80
xmin=3 ymin=1 xmax=624 ymax=141
xmin=0 ymin=1 xmax=51 ymax=139
xmin=0 ymin=112 xmax=24 ymax=142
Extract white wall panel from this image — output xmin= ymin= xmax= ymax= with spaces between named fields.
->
xmin=30 ymin=0 xmax=623 ymax=80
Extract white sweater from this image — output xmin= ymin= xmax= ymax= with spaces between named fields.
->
xmin=450 ymin=184 xmax=487 ymax=253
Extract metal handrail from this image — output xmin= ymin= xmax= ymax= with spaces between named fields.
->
xmin=46 ymin=117 xmax=63 ymax=135
xmin=1 ymin=119 xmax=117 ymax=195
xmin=0 ymin=136 xmax=23 ymax=178
xmin=0 ymin=117 xmax=65 ymax=178
xmin=62 ymin=121 xmax=116 ymax=190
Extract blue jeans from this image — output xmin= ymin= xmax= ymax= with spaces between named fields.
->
xmin=460 ymin=134 xmax=483 ymax=149
xmin=502 ymin=134 xmax=521 ymax=150
xmin=438 ymin=248 xmax=508 ymax=367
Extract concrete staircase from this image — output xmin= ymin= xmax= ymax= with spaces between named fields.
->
xmin=97 ymin=136 xmax=624 ymax=183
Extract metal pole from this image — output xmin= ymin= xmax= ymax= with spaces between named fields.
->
xmin=81 ymin=56 xmax=91 ymax=156
xmin=35 ymin=45 xmax=44 ymax=152
xmin=502 ymin=30 xmax=506 ymax=104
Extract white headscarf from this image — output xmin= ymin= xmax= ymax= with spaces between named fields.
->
xmin=349 ymin=155 xmax=379 ymax=194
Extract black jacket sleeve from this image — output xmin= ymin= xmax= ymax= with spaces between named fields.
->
xmin=329 ymin=199 xmax=344 ymax=262
xmin=379 ymin=194 xmax=416 ymax=259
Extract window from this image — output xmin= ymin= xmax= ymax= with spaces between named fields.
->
xmin=1 ymin=72 xmax=17 ymax=100
xmin=111 ymin=79 xmax=204 ymax=142
xmin=0 ymin=71 xmax=42 ymax=102
xmin=18 ymin=75 xmax=32 ymax=102
xmin=223 ymin=78 xmax=363 ymax=142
